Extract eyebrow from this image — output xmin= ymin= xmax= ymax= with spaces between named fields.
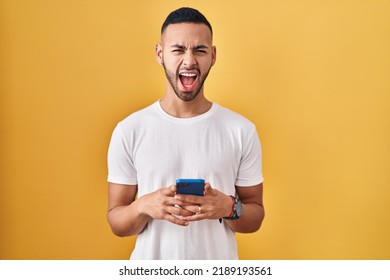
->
xmin=170 ymin=44 xmax=209 ymax=50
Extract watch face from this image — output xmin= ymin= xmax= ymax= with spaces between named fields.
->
xmin=235 ymin=199 xmax=243 ymax=217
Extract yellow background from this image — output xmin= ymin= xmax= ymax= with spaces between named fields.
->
xmin=1 ymin=0 xmax=389 ymax=259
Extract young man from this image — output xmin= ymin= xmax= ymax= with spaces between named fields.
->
xmin=107 ymin=7 xmax=264 ymax=259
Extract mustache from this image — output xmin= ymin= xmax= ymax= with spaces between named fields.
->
xmin=177 ymin=67 xmax=200 ymax=74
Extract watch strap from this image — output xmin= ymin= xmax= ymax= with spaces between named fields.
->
xmin=219 ymin=195 xmax=241 ymax=222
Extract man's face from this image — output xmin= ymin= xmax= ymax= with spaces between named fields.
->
xmin=156 ymin=23 xmax=216 ymax=102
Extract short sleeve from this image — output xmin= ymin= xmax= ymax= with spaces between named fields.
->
xmin=235 ymin=127 xmax=264 ymax=187
xmin=107 ymin=124 xmax=138 ymax=185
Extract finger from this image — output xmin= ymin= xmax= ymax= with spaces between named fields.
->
xmin=182 ymin=213 xmax=208 ymax=222
xmin=164 ymin=214 xmax=189 ymax=226
xmin=166 ymin=205 xmax=195 ymax=217
xmin=179 ymin=201 xmax=195 ymax=207
xmin=181 ymin=204 xmax=202 ymax=214
xmin=174 ymin=194 xmax=203 ymax=204
xmin=165 ymin=196 xmax=188 ymax=207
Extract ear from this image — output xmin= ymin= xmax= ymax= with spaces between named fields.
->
xmin=155 ymin=43 xmax=163 ymax=66
xmin=211 ymin=46 xmax=217 ymax=67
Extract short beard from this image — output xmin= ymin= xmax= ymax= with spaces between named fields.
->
xmin=163 ymin=63 xmax=212 ymax=102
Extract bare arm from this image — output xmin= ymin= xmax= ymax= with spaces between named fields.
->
xmin=225 ymin=183 xmax=265 ymax=233
xmin=107 ymin=183 xmax=194 ymax=237
xmin=177 ymin=183 xmax=265 ymax=233
xmin=107 ymin=183 xmax=149 ymax=237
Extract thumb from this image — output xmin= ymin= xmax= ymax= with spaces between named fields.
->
xmin=170 ymin=184 xmax=177 ymax=193
xmin=161 ymin=185 xmax=176 ymax=196
xmin=204 ymin=182 xmax=212 ymax=195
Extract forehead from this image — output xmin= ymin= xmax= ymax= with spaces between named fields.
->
xmin=161 ymin=23 xmax=213 ymax=46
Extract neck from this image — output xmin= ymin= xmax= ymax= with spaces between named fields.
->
xmin=160 ymin=89 xmax=212 ymax=118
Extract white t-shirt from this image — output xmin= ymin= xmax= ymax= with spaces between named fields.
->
xmin=107 ymin=101 xmax=263 ymax=259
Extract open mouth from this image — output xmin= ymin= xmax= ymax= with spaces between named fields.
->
xmin=179 ymin=72 xmax=198 ymax=91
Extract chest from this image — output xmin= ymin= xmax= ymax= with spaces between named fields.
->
xmin=131 ymin=122 xmax=242 ymax=184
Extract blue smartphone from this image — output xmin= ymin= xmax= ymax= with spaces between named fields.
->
xmin=176 ymin=179 xmax=205 ymax=196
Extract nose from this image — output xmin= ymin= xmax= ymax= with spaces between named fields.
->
xmin=182 ymin=52 xmax=197 ymax=68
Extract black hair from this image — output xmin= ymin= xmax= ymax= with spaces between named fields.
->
xmin=161 ymin=7 xmax=213 ymax=35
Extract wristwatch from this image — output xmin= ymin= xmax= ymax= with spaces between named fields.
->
xmin=223 ymin=196 xmax=243 ymax=221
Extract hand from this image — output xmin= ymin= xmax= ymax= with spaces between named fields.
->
xmin=174 ymin=183 xmax=233 ymax=222
xmin=137 ymin=185 xmax=194 ymax=226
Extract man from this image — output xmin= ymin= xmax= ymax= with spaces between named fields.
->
xmin=107 ymin=7 xmax=264 ymax=259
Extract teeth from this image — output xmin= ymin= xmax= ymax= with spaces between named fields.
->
xmin=180 ymin=73 xmax=197 ymax=77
